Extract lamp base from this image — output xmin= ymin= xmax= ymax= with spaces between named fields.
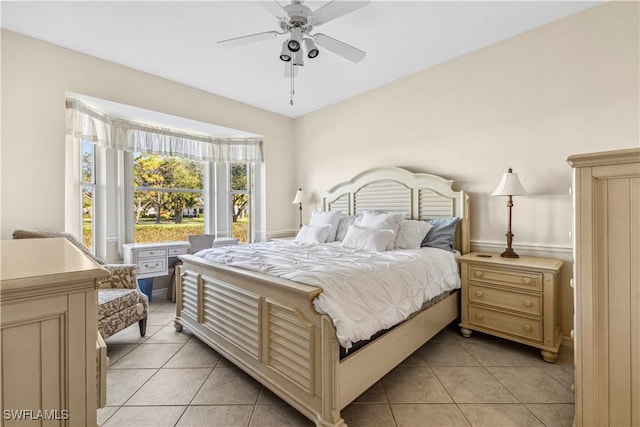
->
xmin=500 ymin=247 xmax=519 ymax=258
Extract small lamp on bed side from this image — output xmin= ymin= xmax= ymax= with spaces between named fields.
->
xmin=292 ymin=188 xmax=304 ymax=229
xmin=492 ymin=168 xmax=527 ymax=258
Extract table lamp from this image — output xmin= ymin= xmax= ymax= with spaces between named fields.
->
xmin=492 ymin=168 xmax=527 ymax=258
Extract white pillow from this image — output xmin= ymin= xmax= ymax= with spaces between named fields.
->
xmin=309 ymin=210 xmax=343 ymax=242
xmin=357 ymin=211 xmax=406 ymax=250
xmin=294 ymin=224 xmax=332 ymax=243
xmin=394 ymin=220 xmax=433 ymax=249
xmin=335 ymin=214 xmax=363 ymax=241
xmin=342 ymin=225 xmax=395 ymax=252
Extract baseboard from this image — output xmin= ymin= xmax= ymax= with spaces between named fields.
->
xmin=266 ymin=230 xmax=298 ymax=240
xmin=561 ymin=335 xmax=574 ymax=349
xmin=152 ymin=287 xmax=168 ymax=300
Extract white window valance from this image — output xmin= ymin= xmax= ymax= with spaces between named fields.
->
xmin=66 ymin=98 xmax=263 ymax=163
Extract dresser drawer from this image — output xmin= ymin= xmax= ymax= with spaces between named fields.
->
xmin=468 ymin=283 xmax=542 ymax=316
xmin=469 ymin=305 xmax=543 ymax=342
xmin=137 ymin=248 xmax=168 ymax=259
xmin=468 ymin=265 xmax=542 ymax=292
xmin=138 ymin=257 xmax=166 ymax=274
xmin=169 ymin=247 xmax=189 ymax=256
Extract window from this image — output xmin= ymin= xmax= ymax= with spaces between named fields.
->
xmin=67 ymin=96 xmax=265 ymax=256
xmin=81 ymin=141 xmax=96 ymax=250
xmin=230 ymin=162 xmax=252 ymax=243
xmin=133 ymin=153 xmax=204 ymax=243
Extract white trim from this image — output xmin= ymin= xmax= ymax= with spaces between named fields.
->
xmin=266 ymin=229 xmax=298 ymax=240
xmin=471 ymin=239 xmax=572 ymax=257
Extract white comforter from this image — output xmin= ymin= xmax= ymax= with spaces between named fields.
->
xmin=194 ymin=241 xmax=460 ymax=350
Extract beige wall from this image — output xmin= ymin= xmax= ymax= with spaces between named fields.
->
xmin=292 ymin=2 xmax=639 ymax=341
xmin=0 ymin=30 xmax=295 ymax=241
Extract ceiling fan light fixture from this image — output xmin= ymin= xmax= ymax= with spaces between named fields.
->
xmin=293 ymin=49 xmax=304 ymax=67
xmin=304 ymin=38 xmax=319 ymax=58
xmin=279 ymin=40 xmax=292 ymax=62
xmin=287 ymin=27 xmax=302 ymax=52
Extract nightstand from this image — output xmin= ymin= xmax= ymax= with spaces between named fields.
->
xmin=458 ymin=252 xmax=564 ymax=362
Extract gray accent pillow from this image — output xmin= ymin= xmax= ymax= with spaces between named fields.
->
xmin=421 ymin=217 xmax=460 ymax=252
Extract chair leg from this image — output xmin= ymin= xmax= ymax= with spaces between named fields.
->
xmin=139 ymin=318 xmax=147 ymax=337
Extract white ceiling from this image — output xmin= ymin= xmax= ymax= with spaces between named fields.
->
xmin=2 ymin=1 xmax=601 ymax=119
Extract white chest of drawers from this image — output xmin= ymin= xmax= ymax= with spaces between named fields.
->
xmin=122 ymin=241 xmax=191 ymax=279
xmin=458 ymin=252 xmax=563 ymax=362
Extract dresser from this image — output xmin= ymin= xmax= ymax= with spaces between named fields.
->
xmin=1 ymin=238 xmax=109 ymax=426
xmin=122 ymin=241 xmax=191 ymax=279
xmin=458 ymin=252 xmax=563 ymax=362
xmin=567 ymin=148 xmax=639 ymax=426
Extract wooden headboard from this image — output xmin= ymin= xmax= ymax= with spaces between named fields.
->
xmin=322 ymin=167 xmax=470 ymax=254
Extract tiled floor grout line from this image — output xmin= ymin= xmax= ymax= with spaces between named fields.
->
xmin=102 ymin=318 xmax=191 ymax=426
xmin=377 ymin=379 xmax=399 ymax=427
xmin=172 ymin=364 xmax=220 ymax=427
xmin=427 ymin=361 xmax=475 ymax=427
xmin=482 ymin=364 xmax=554 ymax=426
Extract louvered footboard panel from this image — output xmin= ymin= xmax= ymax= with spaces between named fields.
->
xmin=267 ymin=302 xmax=314 ymax=393
xmin=181 ymin=270 xmax=199 ymax=321
xmin=202 ymin=276 xmax=261 ymax=360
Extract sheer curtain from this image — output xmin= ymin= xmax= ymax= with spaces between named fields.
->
xmin=66 ymin=98 xmax=263 ymax=162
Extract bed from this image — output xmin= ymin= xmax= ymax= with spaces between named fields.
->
xmin=174 ymin=167 xmax=470 ymax=427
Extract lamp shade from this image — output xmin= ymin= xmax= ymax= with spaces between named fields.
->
xmin=491 ymin=168 xmax=527 ymax=197
xmin=292 ymin=188 xmax=304 ymax=204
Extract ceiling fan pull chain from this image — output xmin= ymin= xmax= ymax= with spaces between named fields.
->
xmin=290 ymin=64 xmax=295 ymax=105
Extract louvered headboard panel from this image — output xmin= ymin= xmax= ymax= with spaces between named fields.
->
xmin=354 ymin=180 xmax=411 ymax=214
xmin=418 ymin=189 xmax=455 ymax=219
xmin=327 ymin=193 xmax=350 ymax=213
xmin=323 ymin=167 xmax=470 ymax=254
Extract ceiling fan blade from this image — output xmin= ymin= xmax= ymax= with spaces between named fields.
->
xmin=314 ymin=33 xmax=366 ymax=63
xmin=284 ymin=63 xmax=299 ymax=78
xmin=217 ymin=31 xmax=280 ymax=49
xmin=310 ymin=1 xmax=370 ymax=26
xmin=261 ymin=0 xmax=287 ymax=19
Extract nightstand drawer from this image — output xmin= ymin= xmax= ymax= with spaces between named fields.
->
xmin=468 ymin=265 xmax=542 ymax=292
xmin=138 ymin=248 xmax=168 ymax=259
xmin=468 ymin=283 xmax=542 ymax=316
xmin=169 ymin=247 xmax=189 ymax=256
xmin=469 ymin=305 xmax=542 ymax=342
xmin=138 ymin=257 xmax=166 ymax=274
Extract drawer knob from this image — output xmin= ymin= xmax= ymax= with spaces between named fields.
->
xmin=523 ymin=324 xmax=532 ymax=332
xmin=475 ymin=313 xmax=483 ymax=320
xmin=522 ymin=277 xmax=532 ymax=284
xmin=523 ymin=299 xmax=532 ymax=307
xmin=475 ymin=291 xmax=484 ymax=297
xmin=474 ymin=271 xmax=483 ymax=278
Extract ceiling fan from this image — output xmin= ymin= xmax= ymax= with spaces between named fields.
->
xmin=218 ymin=0 xmax=370 ymax=104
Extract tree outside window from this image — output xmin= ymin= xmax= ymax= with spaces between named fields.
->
xmin=231 ymin=162 xmax=251 ymax=243
xmin=81 ymin=141 xmax=95 ymax=250
xmin=133 ymin=153 xmax=204 ymax=242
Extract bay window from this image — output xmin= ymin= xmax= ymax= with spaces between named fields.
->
xmin=66 ymin=96 xmax=264 ymax=257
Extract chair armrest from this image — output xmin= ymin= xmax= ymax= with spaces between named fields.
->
xmin=98 ymin=264 xmax=139 ymax=290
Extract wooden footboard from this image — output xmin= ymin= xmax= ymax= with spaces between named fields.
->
xmin=175 ymin=255 xmax=460 ymax=427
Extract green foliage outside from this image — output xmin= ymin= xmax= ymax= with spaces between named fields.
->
xmin=82 ymin=154 xmax=250 ymax=249
xmin=83 ymin=217 xmax=248 ymax=248
xmin=134 ymin=154 xmax=204 ymax=225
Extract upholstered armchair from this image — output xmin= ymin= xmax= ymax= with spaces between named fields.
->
xmin=12 ymin=230 xmax=148 ymax=339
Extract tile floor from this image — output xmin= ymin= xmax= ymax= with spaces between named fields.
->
xmin=99 ymin=298 xmax=575 ymax=427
